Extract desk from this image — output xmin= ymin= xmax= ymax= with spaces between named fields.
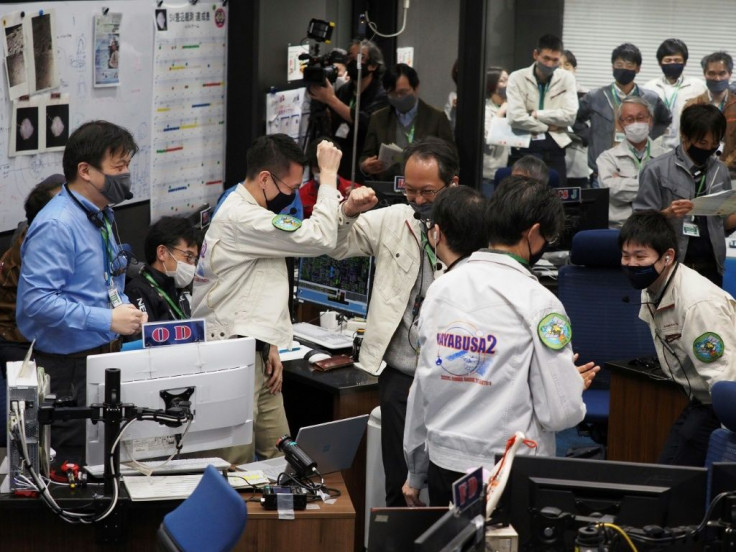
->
xmin=0 ymin=468 xmax=354 ymax=552
xmin=606 ymin=359 xmax=689 ymax=463
xmin=282 ymin=357 xmax=379 ymax=552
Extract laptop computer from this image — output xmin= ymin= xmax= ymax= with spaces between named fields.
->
xmin=239 ymin=414 xmax=369 ymax=479
xmin=368 ymin=507 xmax=449 ymax=552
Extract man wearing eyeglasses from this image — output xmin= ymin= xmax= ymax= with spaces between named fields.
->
xmin=331 ymin=136 xmax=458 ymax=507
xmin=359 ymin=63 xmax=454 ymax=182
xmin=191 ymin=134 xmax=377 ymax=464
xmin=124 ymin=216 xmax=199 ymax=331
xmin=17 ymin=120 xmax=146 ymax=467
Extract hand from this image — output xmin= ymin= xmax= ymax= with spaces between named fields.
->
xmin=665 ymin=199 xmax=694 ymax=218
xmin=402 ymin=481 xmax=426 ymax=507
xmin=531 ymin=110 xmax=538 ymax=119
xmin=496 ymin=104 xmax=507 ymax=118
xmin=316 ymin=140 xmax=342 ymax=178
xmin=360 ymin=155 xmax=386 ymax=175
xmin=308 ymin=79 xmax=336 ymax=104
xmin=342 ymin=187 xmax=378 ymax=217
xmin=110 ymin=304 xmax=147 ymax=335
xmin=265 ymin=344 xmax=283 ymax=395
xmin=574 ymin=353 xmax=600 ymax=391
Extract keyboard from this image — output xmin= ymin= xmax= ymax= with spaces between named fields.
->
xmin=85 ymin=456 xmax=231 ymax=478
xmin=292 ymin=322 xmax=354 ymax=350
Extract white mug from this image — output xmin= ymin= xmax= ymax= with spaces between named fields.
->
xmin=320 ymin=310 xmax=339 ymax=330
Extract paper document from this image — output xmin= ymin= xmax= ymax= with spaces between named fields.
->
xmin=487 ymin=117 xmax=531 ymax=148
xmin=378 ymin=143 xmax=404 ymax=167
xmin=689 ymin=189 xmax=736 ymax=216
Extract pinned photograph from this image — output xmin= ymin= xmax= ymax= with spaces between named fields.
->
xmin=10 ymin=97 xmax=40 ymax=156
xmin=2 ymin=11 xmax=29 ymax=100
xmin=94 ymin=12 xmax=122 ymax=87
xmin=44 ymin=93 xmax=69 ymax=151
xmin=155 ymin=9 xmax=167 ymax=32
xmin=29 ymin=10 xmax=59 ymax=93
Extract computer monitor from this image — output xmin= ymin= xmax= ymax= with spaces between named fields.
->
xmin=553 ymin=188 xmax=609 ymax=251
xmin=710 ymin=462 xmax=736 ymax=523
xmin=296 ymin=255 xmax=374 ymax=317
xmin=497 ymin=455 xmax=707 ymax=550
xmin=85 ymin=337 xmax=255 ymax=466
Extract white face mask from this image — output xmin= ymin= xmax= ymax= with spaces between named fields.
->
xmin=623 ymin=122 xmax=650 ymax=144
xmin=165 ymin=251 xmax=196 ymax=288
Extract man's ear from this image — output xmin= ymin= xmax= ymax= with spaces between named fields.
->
xmin=156 ymin=244 xmax=169 ymax=263
xmin=258 ymin=170 xmax=270 ymax=189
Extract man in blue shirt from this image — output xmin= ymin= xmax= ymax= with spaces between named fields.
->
xmin=17 ymin=120 xmax=146 ymax=465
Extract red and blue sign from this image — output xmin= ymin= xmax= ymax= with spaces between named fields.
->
xmin=142 ymin=319 xmax=206 ymax=348
xmin=452 ymin=466 xmax=484 ymax=514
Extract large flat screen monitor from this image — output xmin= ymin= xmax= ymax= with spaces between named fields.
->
xmin=296 ymin=255 xmax=374 ymax=317
xmin=85 ymin=337 xmax=255 ymax=466
xmin=553 ymin=188 xmax=609 ymax=251
xmin=497 ymin=455 xmax=707 ymax=550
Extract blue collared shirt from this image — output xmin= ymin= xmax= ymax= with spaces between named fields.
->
xmin=17 ymin=186 xmax=128 ymax=354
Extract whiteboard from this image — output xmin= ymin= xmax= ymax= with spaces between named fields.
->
xmin=0 ymin=1 xmax=153 ymax=232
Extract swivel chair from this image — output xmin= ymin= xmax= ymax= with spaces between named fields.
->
xmin=557 ymin=229 xmax=655 ymax=446
xmin=706 ymin=381 xmax=736 ymax=504
xmin=157 ymin=465 xmax=247 ymax=552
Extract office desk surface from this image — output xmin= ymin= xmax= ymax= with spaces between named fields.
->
xmin=283 ymin=356 xmax=378 ymax=394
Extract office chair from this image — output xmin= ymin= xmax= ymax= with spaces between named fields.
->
xmin=557 ymin=229 xmax=655 ymax=446
xmin=157 ymin=465 xmax=247 ymax=552
xmin=705 ymin=381 xmax=736 ymax=504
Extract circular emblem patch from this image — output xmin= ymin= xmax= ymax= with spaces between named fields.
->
xmin=272 ymin=214 xmax=302 ymax=232
xmin=693 ymin=332 xmax=725 ymax=363
xmin=537 ymin=313 xmax=572 ymax=350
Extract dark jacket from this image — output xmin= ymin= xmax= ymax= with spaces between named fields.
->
xmin=685 ymin=91 xmax=736 ymax=175
xmin=125 ymin=265 xmax=191 ymax=324
xmin=359 ymin=99 xmax=455 ymax=181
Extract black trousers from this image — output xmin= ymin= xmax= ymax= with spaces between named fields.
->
xmin=379 ymin=366 xmax=414 ymax=507
xmin=428 ymin=461 xmax=465 ymax=507
xmin=658 ymin=401 xmax=721 ymax=466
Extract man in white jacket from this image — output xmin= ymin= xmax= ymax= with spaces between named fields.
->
xmin=403 ymin=176 xmax=595 ymax=507
xmin=506 ymin=34 xmax=579 ymax=186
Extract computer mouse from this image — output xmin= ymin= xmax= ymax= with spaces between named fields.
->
xmin=307 ymin=352 xmax=331 ymax=364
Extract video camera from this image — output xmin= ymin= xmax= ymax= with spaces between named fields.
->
xmin=300 ymin=18 xmax=344 ymax=86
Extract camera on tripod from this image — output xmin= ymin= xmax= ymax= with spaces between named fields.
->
xmin=300 ymin=18 xmax=343 ymax=86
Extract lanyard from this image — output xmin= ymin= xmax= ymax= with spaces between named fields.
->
xmin=537 ymin=82 xmax=549 ymax=110
xmin=696 ymin=173 xmax=707 ymax=197
xmin=100 ymin=216 xmax=117 ymax=285
xmin=663 ymin=81 xmax=682 ymax=111
xmin=420 ymin=230 xmax=437 ymax=268
xmin=630 ymin=142 xmax=651 ymax=171
xmin=401 ymin=122 xmax=416 ymax=144
xmin=142 ymin=270 xmax=186 ymax=319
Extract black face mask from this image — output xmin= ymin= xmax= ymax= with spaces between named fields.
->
xmin=264 ymin=190 xmax=294 ymax=215
xmin=346 ymin=60 xmax=369 ymax=81
xmin=622 ymin=260 xmax=661 ymax=290
xmin=613 ymin=68 xmax=637 ymax=86
xmin=661 ymin=63 xmax=684 ymax=80
xmin=527 ymin=235 xmax=548 ymax=266
xmin=687 ymin=144 xmax=718 ymax=166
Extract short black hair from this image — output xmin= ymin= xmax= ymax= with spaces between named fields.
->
xmin=562 ymin=50 xmax=577 ymax=68
xmin=611 ymin=43 xmax=642 ymax=66
xmin=245 ymin=134 xmax=306 ymax=181
xmin=306 ymin=136 xmax=340 ymax=171
xmin=350 ymin=38 xmax=386 ymax=77
xmin=25 ymin=174 xmax=64 ymax=223
xmin=656 ymin=39 xmax=689 ymax=63
xmin=62 ymin=120 xmax=138 ymax=182
xmin=486 ymin=176 xmax=564 ymax=247
xmin=485 ymin=66 xmax=506 ymax=97
xmin=701 ymin=51 xmax=734 ymax=74
xmin=383 ymin=63 xmax=419 ymax=92
xmin=144 ymin=216 xmax=200 ymax=265
xmin=619 ymin=211 xmax=678 ymax=258
xmin=403 ymin=137 xmax=459 ymax=184
xmin=536 ymin=34 xmax=563 ymax=53
xmin=680 ymin=103 xmax=727 ymax=144
xmin=430 ymin=186 xmax=487 ymax=258
xmin=511 ymin=155 xmax=549 ymax=185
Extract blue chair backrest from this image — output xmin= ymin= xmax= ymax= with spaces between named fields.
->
xmin=162 ymin=464 xmax=247 ymax=552
xmin=558 ymin=229 xmax=655 ymax=386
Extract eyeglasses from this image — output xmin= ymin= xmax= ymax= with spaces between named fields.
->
xmin=168 ymin=246 xmax=198 ymax=264
xmin=270 ymin=172 xmax=300 ymax=192
xmin=620 ymin=116 xmax=650 ymax=125
xmin=402 ymin=185 xmax=446 ymax=199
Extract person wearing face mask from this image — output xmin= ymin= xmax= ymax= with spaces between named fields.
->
xmin=403 ymin=177 xmax=597 ymax=507
xmin=574 ymin=43 xmax=671 ymax=188
xmin=643 ymin=39 xmax=707 ymax=152
xmin=634 ymin=104 xmax=736 ymax=287
xmin=331 ymin=137 xmax=458 ymax=507
xmin=619 ymin=211 xmax=736 ymax=466
xmin=299 ymin=137 xmax=358 ymax=219
xmin=124 ymin=216 xmax=199 ymax=334
xmin=359 ymin=63 xmax=453 ymax=182
xmin=685 ymin=52 xmax=736 ymax=179
xmin=597 ymin=97 xmax=666 ymax=229
xmin=506 ymin=34 xmax=579 ymax=187
xmin=481 ymin=66 xmax=510 ymax=196
xmin=191 ymin=134 xmax=377 ymax=464
xmin=16 ymin=121 xmax=146 ymax=467
xmin=308 ymin=38 xmax=388 ymax=183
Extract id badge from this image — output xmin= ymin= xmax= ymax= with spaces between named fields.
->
xmin=614 ymin=131 xmax=625 ymax=144
xmin=531 ymin=133 xmax=545 ymax=141
xmin=108 ymin=284 xmax=123 ymax=308
xmin=683 ymin=221 xmax=700 ymax=237
xmin=335 ymin=122 xmax=349 ymax=139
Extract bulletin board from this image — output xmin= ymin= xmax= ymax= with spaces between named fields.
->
xmin=0 ymin=0 xmax=153 ymax=233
